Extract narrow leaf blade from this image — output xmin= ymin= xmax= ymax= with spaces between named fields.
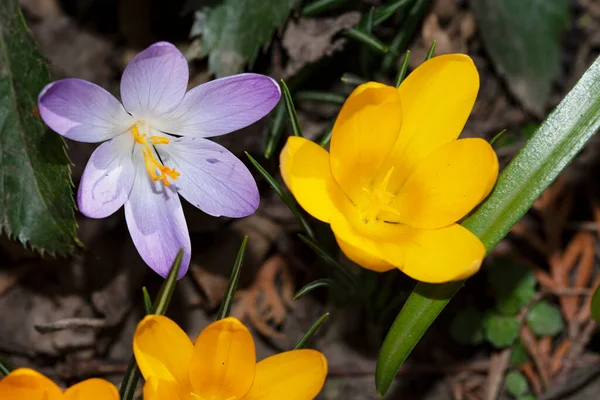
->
xmin=217 ymin=236 xmax=248 ymax=320
xmin=376 ymin=54 xmax=600 ymax=396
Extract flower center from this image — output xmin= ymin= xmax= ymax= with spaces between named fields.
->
xmin=359 ymin=167 xmax=400 ymax=224
xmin=132 ymin=122 xmax=180 ymax=186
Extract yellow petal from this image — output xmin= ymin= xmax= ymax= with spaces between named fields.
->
xmin=378 ymin=54 xmax=480 ymax=192
xmin=0 ymin=368 xmax=63 ymax=400
xmin=330 ymin=213 xmax=402 ymax=272
xmin=143 ymin=377 xmax=184 ymax=400
xmin=280 ymin=136 xmax=344 ymax=223
xmin=380 ymin=224 xmax=485 ymax=283
xmin=383 ymin=138 xmax=498 ymax=228
xmin=329 ymin=82 xmax=402 ymax=206
xmin=133 ymin=315 xmax=194 ymax=387
xmin=64 ymin=378 xmax=119 ymax=400
xmin=189 ymin=317 xmax=256 ymax=398
xmin=242 ymin=350 xmax=327 ymax=400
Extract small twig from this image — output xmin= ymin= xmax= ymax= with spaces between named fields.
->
xmin=485 ymin=348 xmax=511 ymax=400
xmin=34 ymin=318 xmax=106 ymax=333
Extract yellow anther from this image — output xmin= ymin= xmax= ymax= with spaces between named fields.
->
xmin=360 ymin=167 xmax=396 ymax=223
xmin=133 ymin=124 xmax=179 ymax=186
xmin=149 ymin=135 xmax=170 ymax=145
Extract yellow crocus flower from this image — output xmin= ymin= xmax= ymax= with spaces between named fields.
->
xmin=134 ymin=315 xmax=328 ymax=400
xmin=280 ymin=54 xmax=499 ymax=283
xmin=0 ymin=368 xmax=119 ymax=399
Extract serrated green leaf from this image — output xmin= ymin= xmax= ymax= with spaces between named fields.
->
xmin=510 ymin=339 xmax=529 ymax=367
xmin=483 ymin=312 xmax=520 ymax=348
xmin=450 ymin=307 xmax=485 ymax=345
xmin=470 ymin=0 xmax=569 ymax=115
xmin=198 ymin=0 xmax=297 ymax=77
xmin=487 ymin=258 xmax=537 ymax=315
xmin=0 ymin=0 xmax=78 ymax=255
xmin=505 ymin=370 xmax=529 ymax=398
xmin=526 ymin=301 xmax=563 ymax=336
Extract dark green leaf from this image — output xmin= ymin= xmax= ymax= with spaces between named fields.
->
xmin=526 ymin=301 xmax=563 ymax=336
xmin=120 ymin=249 xmax=184 ymax=400
xmin=370 ymin=0 xmax=414 ymax=27
xmin=217 ymin=236 xmax=248 ymax=320
xmin=470 ymin=0 xmax=569 ymax=115
xmin=196 ymin=0 xmax=297 ymax=76
xmin=341 ymin=73 xmax=367 ymax=86
xmin=505 ymin=370 xmax=529 ymax=397
xmin=294 ymin=278 xmax=334 ymax=300
xmin=294 ymin=312 xmax=329 ymax=349
xmin=319 ymin=123 xmax=334 ymax=148
xmin=376 ymin=54 xmax=600 ymax=396
xmin=510 ymin=340 xmax=529 ymax=367
xmin=0 ymin=0 xmax=78 ymax=254
xmin=483 ymin=312 xmax=520 ymax=348
xmin=449 ymin=307 xmax=485 ymax=345
xmin=487 ymin=258 xmax=536 ymax=315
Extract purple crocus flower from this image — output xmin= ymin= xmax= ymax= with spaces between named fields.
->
xmin=38 ymin=42 xmax=280 ymax=278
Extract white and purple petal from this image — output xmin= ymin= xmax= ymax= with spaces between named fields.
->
xmin=156 ymin=73 xmax=280 ymax=137
xmin=120 ymin=42 xmax=189 ymax=120
xmin=38 ymin=78 xmax=134 ymax=143
xmin=158 ymin=136 xmax=259 ymax=218
xmin=124 ymin=150 xmax=191 ymax=278
xmin=77 ymin=133 xmax=135 ymax=218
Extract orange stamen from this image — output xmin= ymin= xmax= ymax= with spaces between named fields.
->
xmin=133 ymin=124 xmax=179 ymax=186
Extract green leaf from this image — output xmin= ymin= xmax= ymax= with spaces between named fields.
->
xmin=197 ymin=0 xmax=297 ymax=77
xmin=217 ymin=236 xmax=248 ymax=320
xmin=526 ymin=301 xmax=563 ymax=336
xmin=505 ymin=370 xmax=529 ymax=398
xmin=294 ymin=312 xmax=329 ymax=349
xmin=376 ymin=51 xmax=600 ymax=394
xmin=483 ymin=312 xmax=520 ymax=348
xmin=264 ymin=102 xmax=286 ymax=159
xmin=517 ymin=396 xmax=537 ymax=400
xmin=281 ymin=79 xmax=303 ymax=137
xmin=245 ymin=152 xmax=316 ymax=240
xmin=302 ymin=0 xmax=347 ymax=16
xmin=344 ymin=29 xmax=389 ymax=54
xmin=294 ymin=278 xmax=334 ymax=300
xmin=142 ymin=287 xmax=152 ymax=315
xmin=449 ymin=307 xmax=485 ymax=345
xmin=394 ymin=50 xmax=411 ymax=88
xmin=487 ymin=258 xmax=536 ymax=315
xmin=591 ymin=284 xmax=600 ymax=323
xmin=469 ymin=0 xmax=569 ymax=115
xmin=0 ymin=0 xmax=78 ymax=254
xmin=510 ymin=340 xmax=529 ymax=367
xmin=382 ymin=0 xmax=428 ymax=72
xmin=0 ymin=355 xmax=12 ymax=376
xmin=120 ymin=249 xmax=184 ymax=400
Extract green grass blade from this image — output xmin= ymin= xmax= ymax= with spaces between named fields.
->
xmin=264 ymin=102 xmax=287 ymax=159
xmin=344 ymin=29 xmax=389 ymax=54
xmin=0 ymin=356 xmax=12 ymax=376
xmin=394 ymin=50 xmax=411 ymax=87
xmin=319 ymin=124 xmax=334 ymax=148
xmin=376 ymin=54 xmax=600 ymax=396
xmin=424 ymin=40 xmax=436 ymax=60
xmin=120 ymin=249 xmax=184 ymax=400
xmin=246 ymin=152 xmax=316 ymax=241
xmin=295 ymin=91 xmax=346 ymax=105
xmin=217 ymin=236 xmax=248 ymax=320
xmin=142 ymin=287 xmax=152 ymax=315
xmin=294 ymin=313 xmax=330 ymax=349
xmin=302 ymin=0 xmax=347 ymax=16
xmin=294 ymin=278 xmax=335 ymax=300
xmin=281 ymin=79 xmax=303 ymax=137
